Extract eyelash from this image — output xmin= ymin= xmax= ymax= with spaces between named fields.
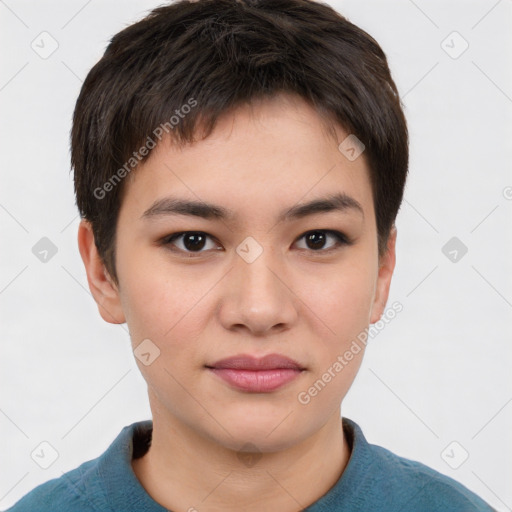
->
xmin=159 ymin=230 xmax=352 ymax=256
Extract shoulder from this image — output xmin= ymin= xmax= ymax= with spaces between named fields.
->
xmin=369 ymin=443 xmax=495 ymax=511
xmin=4 ymin=421 xmax=152 ymax=512
xmin=4 ymin=458 xmax=105 ymax=512
xmin=340 ymin=418 xmax=496 ymax=512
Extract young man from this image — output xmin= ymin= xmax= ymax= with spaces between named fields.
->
xmin=7 ymin=0 xmax=495 ymax=510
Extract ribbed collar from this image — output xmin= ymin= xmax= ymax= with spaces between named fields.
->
xmin=95 ymin=417 xmax=370 ymax=511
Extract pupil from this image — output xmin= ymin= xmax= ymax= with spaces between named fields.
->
xmin=184 ymin=233 xmax=205 ymax=251
xmin=306 ymin=231 xmax=326 ymax=250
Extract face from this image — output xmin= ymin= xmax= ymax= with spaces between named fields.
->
xmin=79 ymin=93 xmax=395 ymax=453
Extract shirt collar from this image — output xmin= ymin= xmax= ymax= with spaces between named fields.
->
xmin=96 ymin=417 xmax=370 ymax=511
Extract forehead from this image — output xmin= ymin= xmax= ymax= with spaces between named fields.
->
xmin=119 ymin=93 xmax=374 ymax=225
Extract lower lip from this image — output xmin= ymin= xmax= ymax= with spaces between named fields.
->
xmin=207 ymin=368 xmax=303 ymax=392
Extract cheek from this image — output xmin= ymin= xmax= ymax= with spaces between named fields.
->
xmin=118 ymin=261 xmax=208 ymax=398
xmin=117 ymin=246 xmax=187 ymax=332
xmin=302 ymin=258 xmax=377 ymax=345
xmin=295 ymin=266 xmax=373 ymax=417
xmin=117 ymin=250 xmax=218 ymax=374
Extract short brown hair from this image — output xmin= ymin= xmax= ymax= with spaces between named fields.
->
xmin=72 ymin=0 xmax=408 ymax=286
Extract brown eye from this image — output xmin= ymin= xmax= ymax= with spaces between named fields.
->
xmin=295 ymin=230 xmax=350 ymax=252
xmin=162 ymin=231 xmax=219 ymax=253
xmin=161 ymin=229 xmax=351 ymax=257
xmin=181 ymin=232 xmax=207 ymax=251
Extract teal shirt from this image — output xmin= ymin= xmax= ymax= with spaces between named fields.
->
xmin=5 ymin=418 xmax=495 ymax=511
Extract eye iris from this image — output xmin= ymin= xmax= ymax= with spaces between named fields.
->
xmin=306 ymin=231 xmax=327 ymax=250
xmin=184 ymin=232 xmax=206 ymax=251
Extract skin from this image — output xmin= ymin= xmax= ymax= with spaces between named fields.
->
xmin=78 ymin=92 xmax=396 ymax=512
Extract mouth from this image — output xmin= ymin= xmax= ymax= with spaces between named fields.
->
xmin=205 ymin=353 xmax=306 ymax=393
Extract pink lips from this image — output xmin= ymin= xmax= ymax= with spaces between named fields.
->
xmin=206 ymin=354 xmax=305 ymax=393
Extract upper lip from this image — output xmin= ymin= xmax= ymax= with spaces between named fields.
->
xmin=207 ymin=353 xmax=305 ymax=371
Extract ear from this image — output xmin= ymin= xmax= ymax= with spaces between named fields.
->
xmin=77 ymin=219 xmax=126 ymax=324
xmin=370 ymin=227 xmax=397 ymax=324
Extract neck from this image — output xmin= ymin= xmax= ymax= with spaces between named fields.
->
xmin=132 ymin=407 xmax=350 ymax=512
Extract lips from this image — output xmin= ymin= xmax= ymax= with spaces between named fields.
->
xmin=206 ymin=353 xmax=305 ymax=371
xmin=206 ymin=354 xmax=306 ymax=393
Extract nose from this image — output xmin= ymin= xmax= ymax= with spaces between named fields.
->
xmin=217 ymin=243 xmax=298 ymax=336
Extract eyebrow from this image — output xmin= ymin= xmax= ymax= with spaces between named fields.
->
xmin=141 ymin=192 xmax=364 ymax=223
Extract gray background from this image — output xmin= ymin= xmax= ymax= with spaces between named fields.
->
xmin=1 ymin=0 xmax=511 ymax=510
